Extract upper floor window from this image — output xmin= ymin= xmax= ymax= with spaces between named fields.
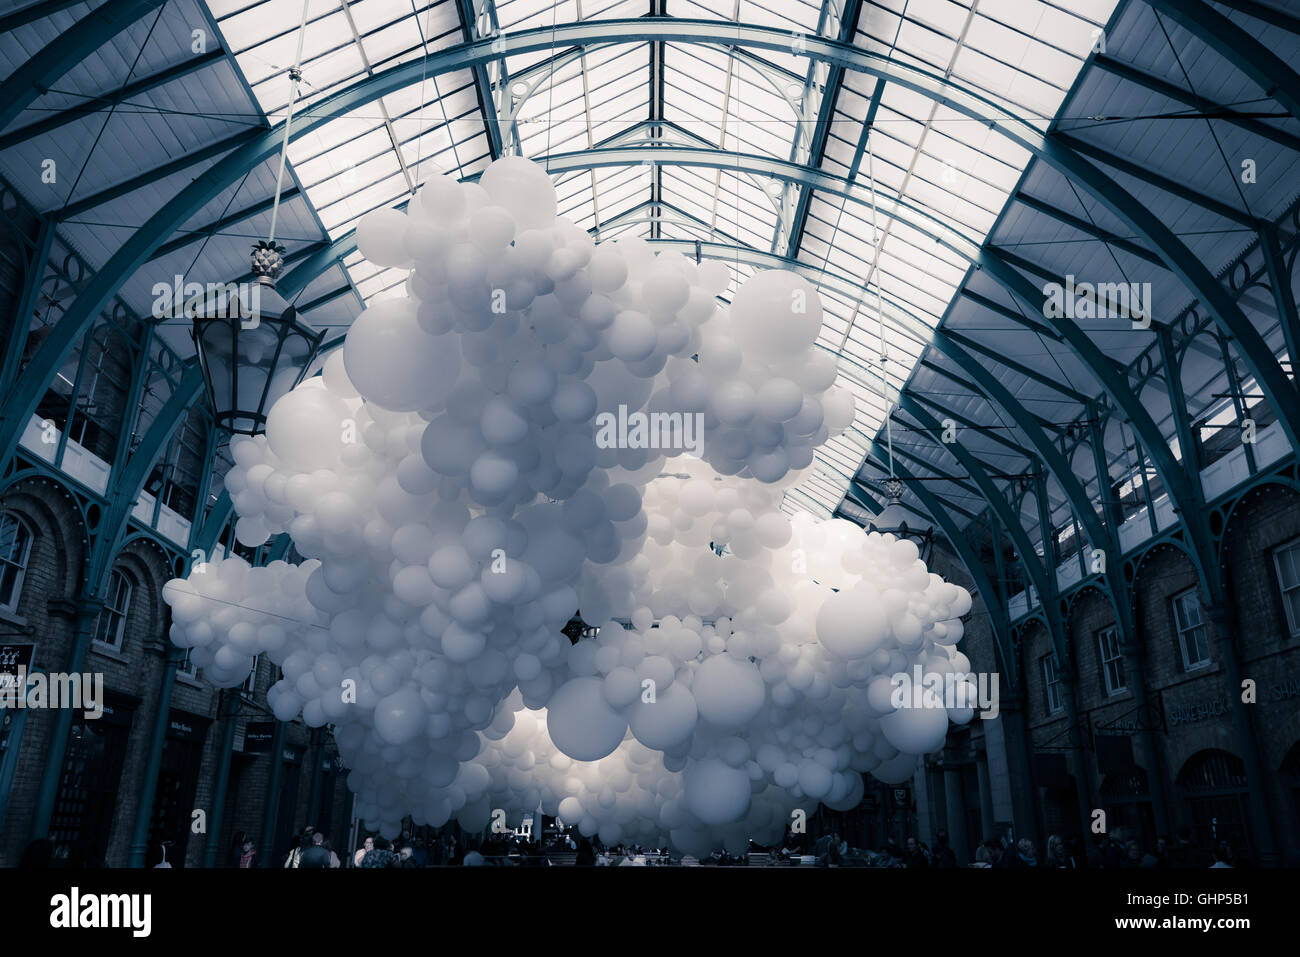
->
xmin=92 ymin=569 xmax=132 ymax=651
xmin=1097 ymin=626 xmax=1127 ymax=696
xmin=1171 ymin=589 xmax=1211 ymax=671
xmin=1272 ymin=537 xmax=1300 ymax=638
xmin=1041 ymin=654 xmax=1064 ymax=715
xmin=177 ymin=648 xmax=197 ymax=679
xmin=0 ymin=512 xmax=33 ymax=613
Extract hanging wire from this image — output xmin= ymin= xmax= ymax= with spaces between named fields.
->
xmin=865 ymin=136 xmax=893 ymax=478
xmin=266 ymin=0 xmax=313 ymax=247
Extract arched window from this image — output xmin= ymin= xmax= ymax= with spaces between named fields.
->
xmin=92 ymin=570 xmax=133 ymax=651
xmin=0 ymin=512 xmax=33 ymax=613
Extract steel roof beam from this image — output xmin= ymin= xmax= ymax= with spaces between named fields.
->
xmin=781 ymin=0 xmax=863 ymax=260
xmin=147 ymin=188 xmax=301 ymax=263
xmin=54 ymin=128 xmax=262 ymax=223
xmin=980 ymin=246 xmax=1217 ymax=597
xmin=1055 ymin=131 xmax=1256 ymax=227
xmin=1010 ymin=191 xmax=1167 ymax=269
xmin=1212 ymin=0 xmax=1300 ymax=34
xmin=0 ymin=0 xmax=168 ymax=133
xmin=942 ymin=329 xmax=1087 ymax=404
xmin=958 ymin=289 xmax=1063 ymax=341
xmin=1146 ymin=0 xmax=1300 ymax=122
xmin=1091 ymin=53 xmax=1300 ymax=155
xmin=907 ymin=388 xmax=1037 ymax=461
xmin=0 ymin=0 xmax=87 ymax=32
xmin=993 ymin=247 xmax=1166 ymax=330
xmin=455 ymin=0 xmax=504 ymax=159
xmin=0 ymin=49 xmax=226 ymax=152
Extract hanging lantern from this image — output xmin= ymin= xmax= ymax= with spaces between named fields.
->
xmin=860 ymin=478 xmax=935 ymax=563
xmin=190 ymin=241 xmax=324 ymax=435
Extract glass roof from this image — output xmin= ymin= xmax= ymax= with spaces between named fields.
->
xmin=203 ymin=0 xmax=1118 ymax=516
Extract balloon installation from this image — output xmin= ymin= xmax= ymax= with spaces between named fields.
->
xmin=164 ymin=156 xmax=976 ymax=856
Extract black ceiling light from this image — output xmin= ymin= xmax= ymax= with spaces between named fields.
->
xmin=192 ymin=10 xmax=321 ymax=436
xmin=190 ymin=241 xmax=324 ymax=435
xmin=863 ymin=477 xmax=935 ymax=564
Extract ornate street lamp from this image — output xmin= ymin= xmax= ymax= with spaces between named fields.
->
xmin=850 ymin=477 xmax=935 ymax=563
xmin=190 ymin=242 xmax=324 ymax=435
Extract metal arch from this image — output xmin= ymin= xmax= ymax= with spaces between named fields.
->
xmin=980 ymin=248 xmax=1220 ymax=599
xmin=8 ymin=18 xmax=1296 ymax=475
xmin=1144 ymin=0 xmax=1300 ymax=122
xmin=855 ymin=453 xmax=1016 ymax=683
xmin=0 ymin=0 xmax=168 ymax=133
xmin=0 ymin=16 xmax=1053 ymax=459
xmin=924 ymin=335 xmax=1111 ymax=556
xmin=87 ymin=363 xmax=205 ymax=591
xmin=892 ymin=394 xmax=1064 ymax=653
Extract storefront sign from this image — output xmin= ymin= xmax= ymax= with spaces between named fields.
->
xmin=166 ymin=709 xmax=209 ymax=742
xmin=1168 ymin=698 xmax=1230 ymax=727
xmin=244 ymin=721 xmax=275 ymax=754
xmin=1269 ymin=678 xmax=1300 ymax=702
xmin=0 ymin=643 xmax=34 ymax=690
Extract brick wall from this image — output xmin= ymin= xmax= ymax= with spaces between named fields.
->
xmin=0 ymin=469 xmax=350 ymax=867
xmin=926 ymin=480 xmax=1300 ymax=862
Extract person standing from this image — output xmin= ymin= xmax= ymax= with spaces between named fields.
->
xmin=239 ymin=838 xmax=257 ymax=869
xmin=299 ymin=831 xmax=332 ymax=868
xmin=933 ymin=830 xmax=957 ymax=868
xmin=903 ymin=837 xmax=929 ymax=868
xmin=353 ymin=836 xmax=373 ymax=868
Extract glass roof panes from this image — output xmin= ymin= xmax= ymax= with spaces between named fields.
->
xmin=199 ymin=0 xmax=1117 ymax=520
xmin=778 ymin=0 xmax=1117 ymax=516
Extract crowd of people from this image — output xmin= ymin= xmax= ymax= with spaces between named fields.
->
xmin=13 ymin=820 xmax=1243 ymax=869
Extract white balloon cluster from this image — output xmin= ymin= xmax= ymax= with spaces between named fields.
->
xmin=163 ymin=156 xmax=975 ymax=853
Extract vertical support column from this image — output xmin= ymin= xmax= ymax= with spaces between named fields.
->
xmin=975 ymin=745 xmax=995 ymax=844
xmin=1216 ymin=332 xmax=1259 ymax=473
xmin=1206 ymin=604 xmax=1279 ymax=865
xmin=30 ymin=598 xmax=102 ymax=840
xmin=1088 ymin=404 xmax=1123 ymax=532
xmin=997 ymin=693 xmax=1042 ymax=851
xmin=1034 ymin=466 xmax=1096 ymax=841
xmin=304 ymin=727 xmax=323 ymax=830
xmin=128 ymin=645 xmax=182 ymax=867
xmin=258 ymin=720 xmax=286 ymax=867
xmin=201 ymin=689 xmax=240 ymax=867
xmin=942 ymin=760 xmax=969 ymax=864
